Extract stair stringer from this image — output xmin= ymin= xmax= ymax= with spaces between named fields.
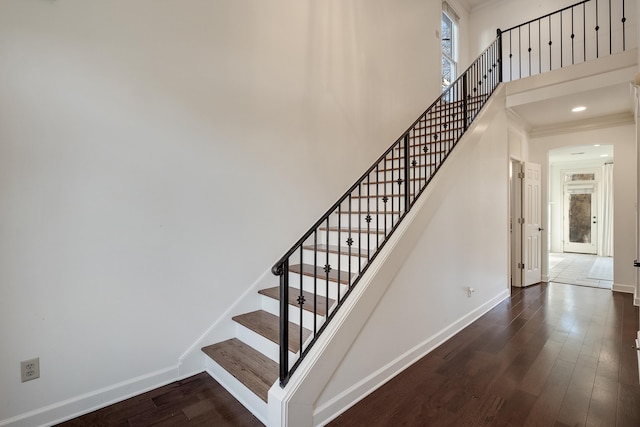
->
xmin=177 ymin=267 xmax=274 ymax=376
xmin=267 ymin=84 xmax=509 ymax=427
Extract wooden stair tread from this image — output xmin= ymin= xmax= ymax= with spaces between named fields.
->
xmin=259 ymin=286 xmax=335 ymax=317
xmin=232 ymin=310 xmax=311 ymax=353
xmin=302 ymin=243 xmax=369 ymax=257
xmin=202 ymin=338 xmax=277 ymax=402
xmin=289 ymin=263 xmax=355 ymax=285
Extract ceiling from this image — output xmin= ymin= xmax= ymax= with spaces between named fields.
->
xmin=508 ymin=82 xmax=635 ymax=130
xmin=461 ymin=0 xmax=498 ymax=10
xmin=548 ymin=144 xmax=614 ymax=164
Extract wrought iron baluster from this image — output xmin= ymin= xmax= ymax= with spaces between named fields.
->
xmin=337 ymin=206 xmax=341 ymax=302
xmin=596 ymin=0 xmax=600 ymax=58
xmin=622 ymin=0 xmax=626 ymax=50
xmin=609 ymin=0 xmax=612 ymax=54
xmin=324 ymin=218 xmax=329 ymax=316
xmin=366 ymin=175 xmax=371 ymax=257
xmin=375 ymin=166 xmax=380 ymax=251
xmin=560 ymin=11 xmax=563 ymax=68
xmin=308 ymin=236 xmax=312 ymax=335
xmin=278 ymin=258 xmax=289 ymax=386
xmin=549 ymin=15 xmax=553 ymax=71
xmin=404 ymin=134 xmax=410 ymax=213
xmin=347 ymin=194 xmax=352 ymax=288
xmin=358 ymin=184 xmax=362 ymax=273
xmin=583 ymin=2 xmax=587 ymax=61
xmin=572 ymin=8 xmax=575 ymax=64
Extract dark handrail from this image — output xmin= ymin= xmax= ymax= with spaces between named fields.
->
xmin=273 ymin=37 xmax=502 ymax=386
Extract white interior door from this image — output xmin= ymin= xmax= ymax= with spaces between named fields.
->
xmin=523 ymin=162 xmax=542 ymax=286
xmin=510 ymin=159 xmax=523 ymax=287
xmin=563 ymin=183 xmax=597 ymax=254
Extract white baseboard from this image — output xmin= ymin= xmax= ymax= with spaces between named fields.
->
xmin=636 ymin=333 xmax=640 ymax=384
xmin=313 ymin=288 xmax=511 ymax=426
xmin=612 ymin=283 xmax=636 ymax=295
xmin=0 ymin=366 xmax=184 ymax=427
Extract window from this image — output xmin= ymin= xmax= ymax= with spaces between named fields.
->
xmin=441 ymin=11 xmax=457 ymax=92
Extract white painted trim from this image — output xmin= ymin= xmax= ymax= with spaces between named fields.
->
xmin=612 ymin=283 xmax=636 ymax=294
xmin=203 ymin=357 xmax=268 ymax=425
xmin=636 ymin=332 xmax=640 ymax=384
xmin=312 ymin=289 xmax=510 ymax=426
xmin=0 ymin=366 xmax=184 ymax=427
xmin=529 ymin=111 xmax=635 ymax=138
xmin=178 ymin=267 xmax=274 ymax=376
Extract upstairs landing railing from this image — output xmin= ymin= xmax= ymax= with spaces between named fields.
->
xmin=272 ymin=0 xmax=629 ymax=387
xmin=498 ymin=0 xmax=630 ymax=81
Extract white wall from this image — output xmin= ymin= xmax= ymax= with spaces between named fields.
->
xmin=0 ymin=0 xmax=443 ymax=424
xmin=312 ymin=89 xmax=510 ymax=424
xmin=529 ymin=124 xmax=636 ymax=290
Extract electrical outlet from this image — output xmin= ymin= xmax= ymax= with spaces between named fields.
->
xmin=21 ymin=357 xmax=40 ymax=382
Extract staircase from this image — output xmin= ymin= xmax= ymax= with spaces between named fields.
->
xmin=197 ymin=0 xmax=630 ymax=424
xmin=200 ymin=86 xmax=497 ymax=422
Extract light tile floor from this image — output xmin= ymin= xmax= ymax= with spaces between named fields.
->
xmin=548 ymin=252 xmax=613 ymax=289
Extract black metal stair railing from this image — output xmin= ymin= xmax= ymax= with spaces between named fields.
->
xmin=266 ymin=0 xmax=630 ymax=389
xmin=498 ymin=0 xmax=628 ymax=81
xmin=271 ymin=38 xmax=501 ymax=387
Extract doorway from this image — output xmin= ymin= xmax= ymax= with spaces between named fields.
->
xmin=547 ymin=145 xmax=614 ymax=289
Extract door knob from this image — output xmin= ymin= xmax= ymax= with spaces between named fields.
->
xmin=538 ymin=227 xmax=544 ymax=231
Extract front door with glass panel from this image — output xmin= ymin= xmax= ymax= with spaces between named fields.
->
xmin=563 ymin=171 xmax=598 ymax=254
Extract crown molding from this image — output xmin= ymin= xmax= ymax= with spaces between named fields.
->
xmin=529 ymin=112 xmax=634 ymax=138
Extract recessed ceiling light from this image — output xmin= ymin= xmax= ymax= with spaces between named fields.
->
xmin=594 ymin=144 xmax=600 ymax=147
xmin=600 ymin=154 xmax=609 ymax=157
xmin=572 ymin=106 xmax=587 ymax=112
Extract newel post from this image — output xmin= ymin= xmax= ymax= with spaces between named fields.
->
xmin=277 ymin=259 xmax=289 ymax=386
xmin=497 ymin=28 xmax=503 ymax=83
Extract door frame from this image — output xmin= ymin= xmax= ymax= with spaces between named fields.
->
xmin=510 ymin=158 xmax=523 ymax=287
xmin=561 ymin=167 xmax=600 ymax=254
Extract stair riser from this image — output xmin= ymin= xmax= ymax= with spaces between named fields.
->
xmin=318 ymin=229 xmax=385 ymax=250
xmin=333 ymin=212 xmax=401 ymax=229
xmin=343 ymin=182 xmax=405 ymax=196
xmin=287 ymin=272 xmax=349 ymax=300
xmin=421 ymin=116 xmax=467 ymax=126
xmin=301 ymin=249 xmax=368 ymax=272
xmin=261 ymin=295 xmax=326 ymax=327
xmin=357 ymin=166 xmax=440 ymax=184
xmin=344 ymin=198 xmax=405 ymax=212
xmin=234 ymin=322 xmax=301 ymax=367
xmin=203 ymin=358 xmax=269 ymax=425
xmin=361 ymin=157 xmax=439 ymax=172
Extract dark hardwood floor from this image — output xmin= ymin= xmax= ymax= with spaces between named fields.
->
xmin=55 ymin=373 xmax=263 ymax=427
xmin=330 ymin=282 xmax=640 ymax=427
xmin=57 ymin=282 xmax=640 ymax=427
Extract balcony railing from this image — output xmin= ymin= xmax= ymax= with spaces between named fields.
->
xmin=498 ymin=0 xmax=629 ymax=81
